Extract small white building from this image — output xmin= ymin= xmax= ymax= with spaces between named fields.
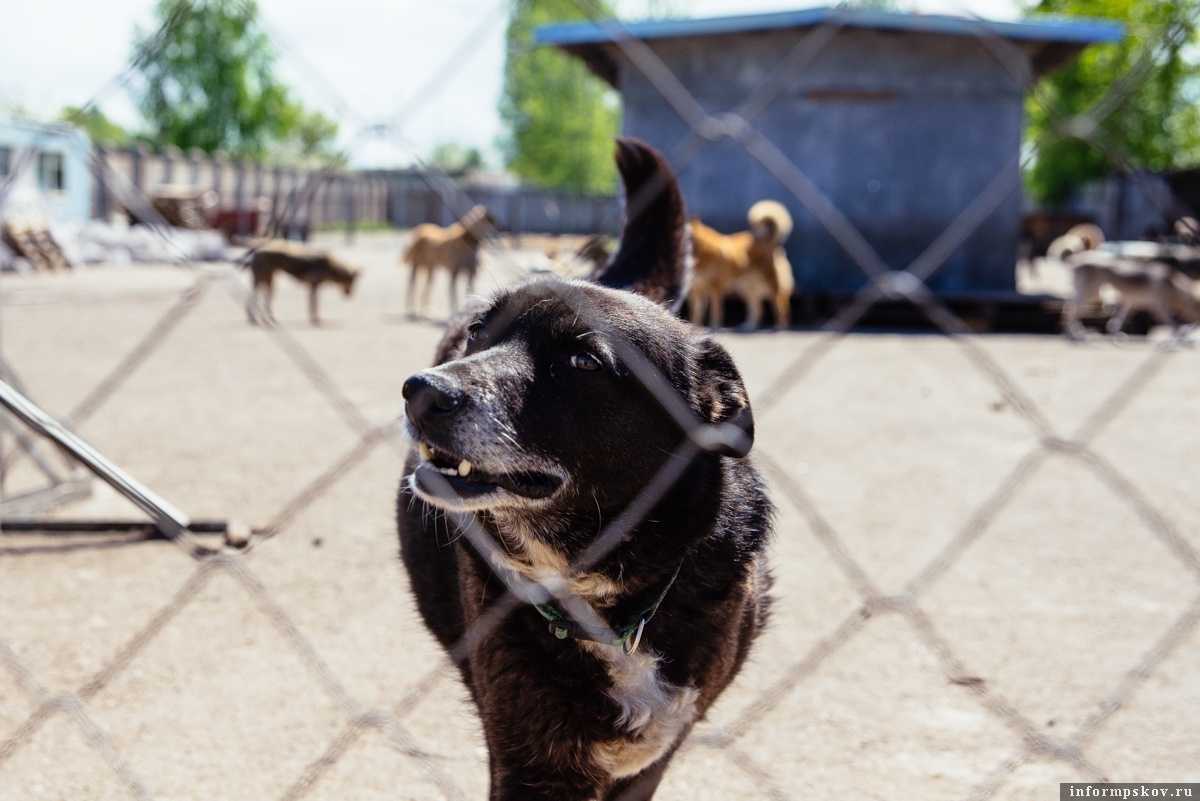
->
xmin=0 ymin=119 xmax=93 ymax=225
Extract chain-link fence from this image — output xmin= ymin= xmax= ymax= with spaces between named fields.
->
xmin=1 ymin=2 xmax=1199 ymax=800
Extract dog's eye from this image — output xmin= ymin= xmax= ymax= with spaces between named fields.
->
xmin=467 ymin=324 xmax=490 ymax=344
xmin=567 ymin=353 xmax=602 ymax=372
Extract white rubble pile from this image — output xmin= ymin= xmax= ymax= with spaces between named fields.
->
xmin=1 ymin=216 xmax=229 ymax=272
xmin=60 ymin=217 xmax=230 ymax=266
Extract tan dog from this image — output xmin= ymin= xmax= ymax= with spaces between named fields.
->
xmin=688 ymin=200 xmax=794 ymax=329
xmin=402 ymin=205 xmax=495 ymax=319
xmin=245 ymin=242 xmax=360 ymax=326
xmin=1061 ymin=253 xmax=1199 ymax=341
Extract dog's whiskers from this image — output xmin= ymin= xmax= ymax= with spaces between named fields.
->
xmin=492 ymin=417 xmax=526 ymax=456
xmin=591 ymin=490 xmax=604 ymax=539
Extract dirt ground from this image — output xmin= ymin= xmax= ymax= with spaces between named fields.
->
xmin=0 ymin=232 xmax=1197 ymax=801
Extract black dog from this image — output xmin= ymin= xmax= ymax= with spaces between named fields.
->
xmin=397 ymin=139 xmax=773 ymax=801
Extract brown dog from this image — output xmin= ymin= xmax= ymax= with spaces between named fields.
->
xmin=688 ymin=200 xmax=794 ymax=329
xmin=244 ymin=242 xmax=360 ymax=325
xmin=402 ymin=205 xmax=495 ymax=319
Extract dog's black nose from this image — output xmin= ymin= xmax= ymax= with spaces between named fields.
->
xmin=403 ymin=373 xmax=463 ymax=424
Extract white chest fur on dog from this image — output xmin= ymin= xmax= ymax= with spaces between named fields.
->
xmin=584 ymin=642 xmax=700 ymax=779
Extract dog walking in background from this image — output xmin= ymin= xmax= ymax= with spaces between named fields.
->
xmin=397 ymin=139 xmax=773 ymax=801
xmin=244 ymin=242 xmax=360 ymax=326
xmin=401 ymin=205 xmax=495 ymax=319
xmin=688 ymin=199 xmax=794 ymax=329
xmin=1061 ymin=252 xmax=1200 ymax=342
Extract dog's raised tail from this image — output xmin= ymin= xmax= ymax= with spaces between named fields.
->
xmin=749 ymin=200 xmax=794 ymax=243
xmin=593 ymin=138 xmax=691 ymax=312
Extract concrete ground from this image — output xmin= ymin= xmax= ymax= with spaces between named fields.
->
xmin=0 ymin=233 xmax=1197 ymax=801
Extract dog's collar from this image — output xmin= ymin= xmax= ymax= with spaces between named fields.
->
xmin=534 ymin=562 xmax=682 ymax=655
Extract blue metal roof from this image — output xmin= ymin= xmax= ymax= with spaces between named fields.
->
xmin=535 ymin=6 xmax=1123 ymax=48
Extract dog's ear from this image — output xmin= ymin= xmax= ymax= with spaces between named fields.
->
xmin=692 ymin=337 xmax=754 ymax=458
xmin=462 ymin=205 xmax=497 ymax=239
xmin=593 ymin=138 xmax=690 ymax=313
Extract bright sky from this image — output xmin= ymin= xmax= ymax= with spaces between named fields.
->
xmin=0 ymin=0 xmax=1020 ymax=169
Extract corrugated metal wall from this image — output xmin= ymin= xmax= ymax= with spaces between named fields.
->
xmin=617 ymin=27 xmax=1027 ymax=298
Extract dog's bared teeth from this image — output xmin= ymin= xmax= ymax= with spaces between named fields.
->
xmin=419 ymin=442 xmax=433 ymax=461
xmin=458 ymin=459 xmax=472 ymax=477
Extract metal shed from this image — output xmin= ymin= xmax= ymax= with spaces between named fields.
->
xmin=537 ymin=8 xmax=1122 ymax=302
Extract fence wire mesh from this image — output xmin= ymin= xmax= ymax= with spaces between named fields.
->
xmin=1 ymin=1 xmax=1199 ymax=800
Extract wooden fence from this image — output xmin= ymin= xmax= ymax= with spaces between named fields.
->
xmin=92 ymin=145 xmax=621 ymax=239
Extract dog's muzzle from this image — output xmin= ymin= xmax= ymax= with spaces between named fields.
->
xmin=402 ymin=371 xmax=564 ymax=506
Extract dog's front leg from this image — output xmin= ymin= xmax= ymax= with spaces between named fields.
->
xmin=419 ymin=266 xmax=436 ymax=318
xmin=405 ymin=264 xmax=420 ymax=319
xmin=774 ymin=293 xmax=790 ymax=328
xmin=708 ymin=292 xmax=724 ymax=328
xmin=687 ymin=292 xmax=706 ymax=327
xmin=447 ymin=269 xmax=460 ymax=317
xmin=1105 ymin=300 xmax=1131 ymax=340
xmin=740 ymin=295 xmax=763 ymax=331
xmin=600 ymin=745 xmax=680 ymax=801
xmin=246 ymin=285 xmax=260 ymax=324
xmin=1061 ymin=300 xmax=1087 ymax=342
xmin=471 ymin=642 xmax=615 ymax=801
xmin=1147 ymin=297 xmax=1177 ymax=341
xmin=480 ymin=704 xmax=611 ymax=801
xmin=489 ymin=763 xmax=608 ymax=801
xmin=308 ymin=283 xmax=322 ymax=325
xmin=260 ymin=279 xmax=278 ymax=324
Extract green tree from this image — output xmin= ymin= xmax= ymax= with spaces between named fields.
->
xmin=499 ymin=0 xmax=620 ymax=194
xmin=1023 ymin=0 xmax=1200 ymax=207
xmin=131 ymin=0 xmax=337 ymax=160
xmin=59 ymin=106 xmax=131 ymax=145
xmin=276 ymin=108 xmax=342 ymax=162
xmin=429 ymin=142 xmax=485 ymax=172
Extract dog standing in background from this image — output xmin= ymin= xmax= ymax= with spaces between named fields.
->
xmin=401 ymin=205 xmax=495 ymax=319
xmin=397 ymin=139 xmax=772 ymax=801
xmin=688 ymin=200 xmax=794 ymax=329
xmin=244 ymin=242 xmax=360 ymax=326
